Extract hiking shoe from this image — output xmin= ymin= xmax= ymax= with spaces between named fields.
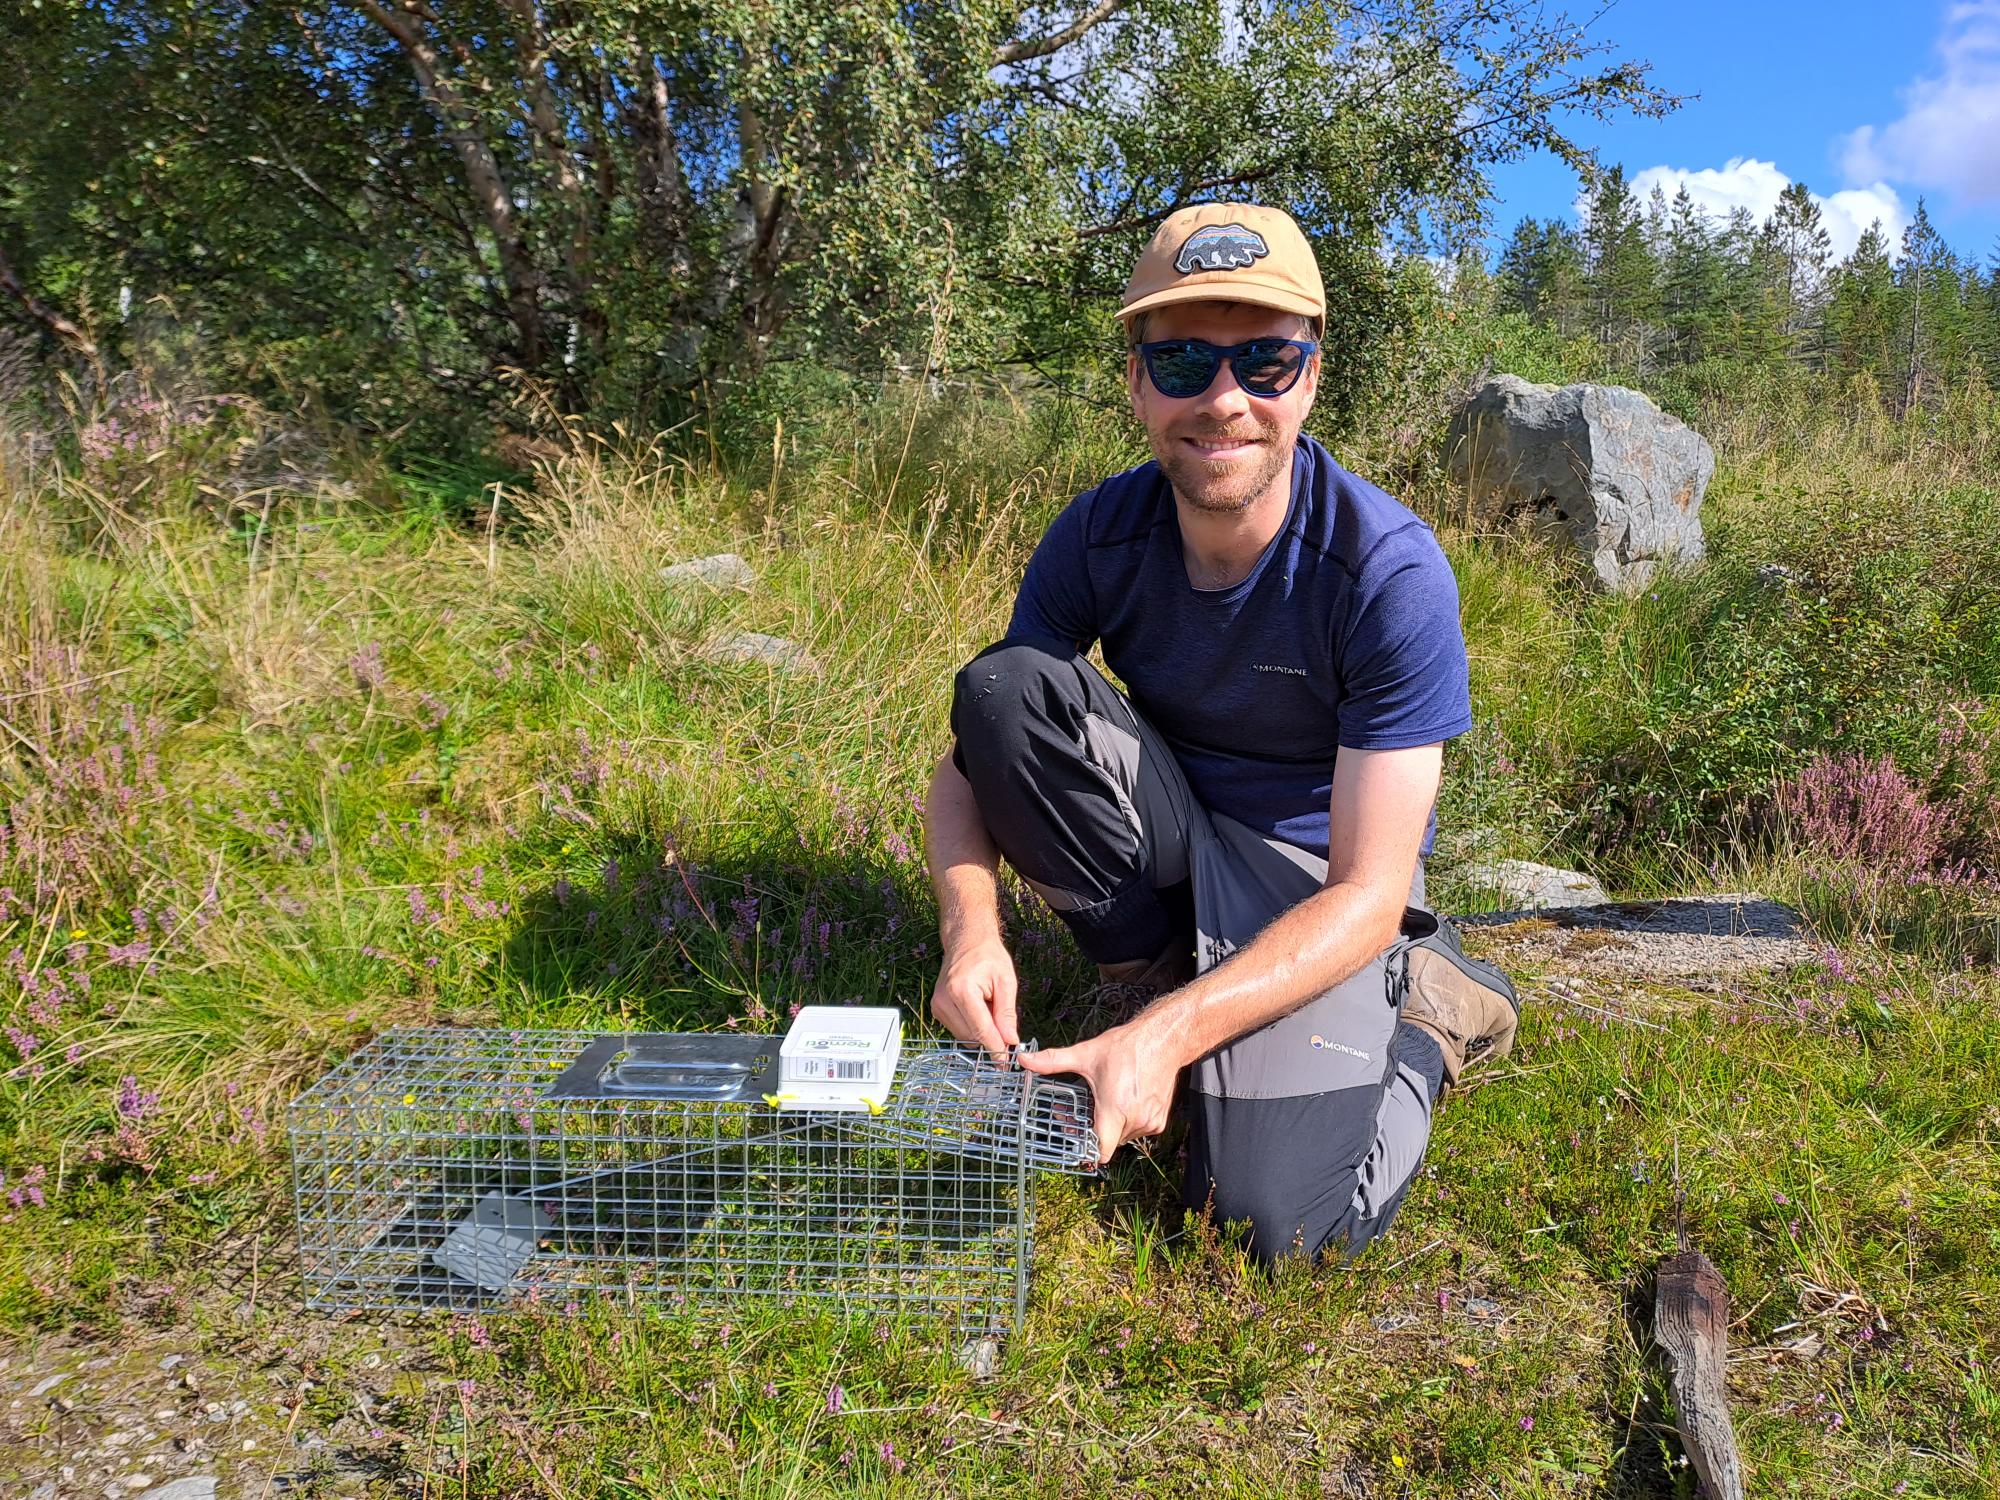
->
xmin=1393 ymin=913 xmax=1519 ymax=1088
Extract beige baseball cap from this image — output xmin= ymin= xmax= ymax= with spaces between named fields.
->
xmin=1119 ymin=202 xmax=1325 ymax=325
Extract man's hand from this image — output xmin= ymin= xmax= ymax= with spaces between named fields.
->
xmin=930 ymin=935 xmax=1020 ymax=1056
xmin=1019 ymin=1016 xmax=1183 ymax=1165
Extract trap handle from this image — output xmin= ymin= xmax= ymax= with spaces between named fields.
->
xmin=552 ymin=1035 xmax=778 ymax=1101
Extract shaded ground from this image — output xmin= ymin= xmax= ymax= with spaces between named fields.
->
xmin=1459 ymin=894 xmax=1820 ymax=986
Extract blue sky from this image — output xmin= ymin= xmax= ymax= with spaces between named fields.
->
xmin=1483 ymin=0 xmax=2000 ymax=265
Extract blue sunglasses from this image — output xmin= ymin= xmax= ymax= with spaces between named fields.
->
xmin=1135 ymin=337 xmax=1318 ymax=399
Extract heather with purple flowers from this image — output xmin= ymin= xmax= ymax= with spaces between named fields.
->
xmin=1778 ymin=753 xmax=1946 ymax=878
xmin=1779 ymin=747 xmax=2000 ymax=951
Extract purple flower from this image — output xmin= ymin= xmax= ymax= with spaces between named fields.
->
xmin=5 ymin=1165 xmax=47 ymax=1209
xmin=117 ymin=1074 xmax=160 ymax=1121
xmin=1519 ymin=1415 xmax=1534 ymax=1432
xmin=349 ymin=643 xmax=389 ymax=692
xmin=825 ymin=1384 xmax=844 ymax=1415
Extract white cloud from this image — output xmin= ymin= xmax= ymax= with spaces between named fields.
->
xmin=1818 ymin=185 xmax=1913 ymax=256
xmin=1573 ymin=157 xmax=1906 ymax=260
xmin=1838 ymin=1 xmax=2000 ymax=206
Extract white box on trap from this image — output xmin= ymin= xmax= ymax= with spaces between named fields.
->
xmin=777 ymin=1005 xmax=901 ymax=1110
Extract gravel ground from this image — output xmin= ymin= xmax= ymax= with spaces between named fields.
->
xmin=1456 ymin=893 xmax=1821 ymax=985
xmin=2 ymin=1318 xmax=435 ymax=1499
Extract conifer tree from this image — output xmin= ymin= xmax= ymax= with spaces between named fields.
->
xmin=1898 ymin=200 xmax=1949 ymax=412
xmin=1826 ymin=222 xmax=1898 ymax=379
xmin=1658 ymin=188 xmax=1723 ymax=364
xmin=1763 ymin=181 xmax=1832 ymax=364
xmin=1496 ymin=217 xmax=1590 ymax=338
xmin=1579 ymin=166 xmax=1658 ymax=371
xmin=1719 ymin=205 xmax=1785 ymax=368
xmin=1978 ymin=244 xmax=2000 ymax=386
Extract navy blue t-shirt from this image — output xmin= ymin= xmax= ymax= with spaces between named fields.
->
xmin=1005 ymin=434 xmax=1472 ymax=859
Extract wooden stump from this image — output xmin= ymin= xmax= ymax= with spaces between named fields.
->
xmin=1654 ymin=1248 xmax=1745 ymax=1500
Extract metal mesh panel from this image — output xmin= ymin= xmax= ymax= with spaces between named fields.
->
xmin=288 ymin=1028 xmax=1093 ymax=1332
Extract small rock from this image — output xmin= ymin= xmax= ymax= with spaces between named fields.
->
xmin=105 ymin=1431 xmax=136 ymax=1448
xmin=30 ymin=1373 xmax=69 ymax=1398
xmin=700 ymin=630 xmax=820 ymax=675
xmin=956 ymin=1337 xmax=1000 ymax=1380
xmin=241 ymin=1439 xmax=257 ymax=1452
xmin=154 ymin=1410 xmax=176 ymax=1421
xmin=124 ymin=1476 xmax=154 ymax=1490
xmin=661 ymin=552 xmax=756 ymax=591
xmin=360 ymin=1354 xmax=381 ymax=1371
xmin=53 ymin=1396 xmax=76 ymax=1414
xmin=1462 ymin=1296 xmax=1503 ymax=1320
xmin=157 ymin=1356 xmax=184 ymax=1373
xmin=138 ymin=1480 xmax=216 ymax=1500
xmin=1458 ymin=859 xmax=1608 ymax=910
xmin=1372 ymin=1312 xmax=1420 ymax=1333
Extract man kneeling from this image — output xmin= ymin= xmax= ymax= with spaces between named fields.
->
xmin=922 ymin=203 xmax=1515 ymax=1264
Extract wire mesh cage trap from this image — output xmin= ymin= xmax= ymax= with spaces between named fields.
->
xmin=288 ymin=1027 xmax=1096 ymax=1332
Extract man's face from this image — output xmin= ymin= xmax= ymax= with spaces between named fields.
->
xmin=1126 ymin=301 xmax=1319 ymax=516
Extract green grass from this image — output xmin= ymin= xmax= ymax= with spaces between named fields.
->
xmin=1 ymin=388 xmax=1997 ymax=1496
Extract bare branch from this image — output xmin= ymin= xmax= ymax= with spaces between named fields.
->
xmin=0 ymin=239 xmax=98 ymax=362
xmin=350 ymin=0 xmax=547 ymax=366
xmin=994 ymin=0 xmax=1129 ymax=65
xmin=1077 ymin=171 xmax=1280 ymax=239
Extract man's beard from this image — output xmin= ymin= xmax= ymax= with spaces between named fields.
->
xmin=1155 ymin=427 xmax=1292 ymax=515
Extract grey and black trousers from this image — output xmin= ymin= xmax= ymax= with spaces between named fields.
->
xmin=950 ymin=640 xmax=1445 ymax=1264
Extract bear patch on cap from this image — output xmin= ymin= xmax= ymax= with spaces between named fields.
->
xmin=1173 ymin=223 xmax=1271 ymax=274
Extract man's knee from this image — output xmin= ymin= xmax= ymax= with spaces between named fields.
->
xmin=949 ymin=638 xmax=1078 ymax=774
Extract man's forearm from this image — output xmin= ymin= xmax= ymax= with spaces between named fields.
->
xmin=924 ymin=750 xmax=1004 ymax=952
xmin=1136 ymin=877 xmax=1405 ymax=1066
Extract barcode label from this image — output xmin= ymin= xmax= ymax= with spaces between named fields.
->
xmin=832 ymin=1061 xmax=870 ymax=1081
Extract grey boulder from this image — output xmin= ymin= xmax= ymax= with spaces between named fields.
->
xmin=1448 ymin=375 xmax=1713 ymax=591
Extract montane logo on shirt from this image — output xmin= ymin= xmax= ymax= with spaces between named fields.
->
xmin=1253 ymin=663 xmax=1306 ymax=678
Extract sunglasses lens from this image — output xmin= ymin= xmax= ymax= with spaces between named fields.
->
xmin=1234 ymin=340 xmax=1305 ymax=394
xmin=1146 ymin=342 xmax=1220 ymax=398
